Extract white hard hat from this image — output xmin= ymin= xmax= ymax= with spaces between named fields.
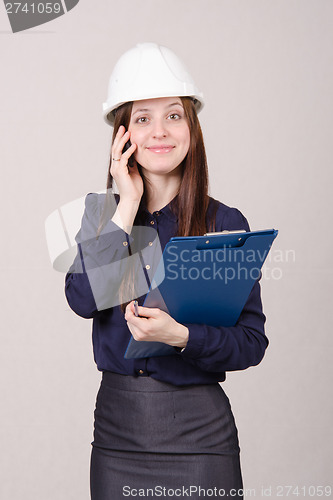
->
xmin=103 ymin=42 xmax=204 ymax=125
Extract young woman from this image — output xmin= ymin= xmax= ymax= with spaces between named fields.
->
xmin=65 ymin=43 xmax=268 ymax=500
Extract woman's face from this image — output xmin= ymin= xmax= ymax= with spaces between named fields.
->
xmin=128 ymin=97 xmax=190 ymax=177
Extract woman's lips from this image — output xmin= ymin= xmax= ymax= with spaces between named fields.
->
xmin=146 ymin=145 xmax=175 ymax=153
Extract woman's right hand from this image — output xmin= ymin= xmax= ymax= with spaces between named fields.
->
xmin=110 ymin=125 xmax=143 ymax=203
xmin=110 ymin=126 xmax=143 ymax=233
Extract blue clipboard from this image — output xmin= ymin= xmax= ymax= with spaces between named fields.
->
xmin=124 ymin=229 xmax=278 ymax=359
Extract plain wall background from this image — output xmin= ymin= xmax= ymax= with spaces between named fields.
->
xmin=1 ymin=0 xmax=332 ymax=498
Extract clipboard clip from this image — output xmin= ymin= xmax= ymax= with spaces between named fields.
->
xmin=204 ymin=230 xmax=246 ymax=236
xmin=198 ymin=230 xmax=247 ymax=250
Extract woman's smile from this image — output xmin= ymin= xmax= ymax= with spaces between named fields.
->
xmin=146 ymin=144 xmax=175 ymax=154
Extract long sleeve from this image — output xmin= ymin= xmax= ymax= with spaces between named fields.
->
xmin=65 ymin=192 xmax=162 ymax=319
xmin=65 ymin=193 xmax=133 ymax=318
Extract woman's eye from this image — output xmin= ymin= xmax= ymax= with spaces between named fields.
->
xmin=168 ymin=113 xmax=181 ymax=120
xmin=137 ymin=117 xmax=148 ymax=124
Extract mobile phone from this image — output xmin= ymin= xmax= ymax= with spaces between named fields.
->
xmin=123 ymin=140 xmax=131 ymax=153
xmin=123 ymin=139 xmax=134 ymax=167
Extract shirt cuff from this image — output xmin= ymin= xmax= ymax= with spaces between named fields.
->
xmin=177 ymin=323 xmax=206 ymax=359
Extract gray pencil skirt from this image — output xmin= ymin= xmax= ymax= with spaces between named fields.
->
xmin=90 ymin=372 xmax=243 ymax=499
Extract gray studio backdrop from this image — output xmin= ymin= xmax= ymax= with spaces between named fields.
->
xmin=1 ymin=1 xmax=332 ymax=499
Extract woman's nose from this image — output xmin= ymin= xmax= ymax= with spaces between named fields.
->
xmin=152 ymin=119 xmax=167 ymax=138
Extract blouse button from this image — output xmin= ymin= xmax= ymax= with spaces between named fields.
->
xmin=148 ymin=242 xmax=153 ymax=246
xmin=138 ymin=369 xmax=144 ymax=375
xmin=150 ymin=220 xmax=155 ymax=225
xmin=122 ymin=241 xmax=128 ymax=246
xmin=145 ymin=265 xmax=151 ymax=270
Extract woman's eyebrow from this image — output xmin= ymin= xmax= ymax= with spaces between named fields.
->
xmin=167 ymin=102 xmax=183 ymax=108
xmin=132 ymin=102 xmax=183 ymax=117
xmin=132 ymin=108 xmax=149 ymax=116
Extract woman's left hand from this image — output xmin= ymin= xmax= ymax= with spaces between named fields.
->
xmin=125 ymin=302 xmax=189 ymax=348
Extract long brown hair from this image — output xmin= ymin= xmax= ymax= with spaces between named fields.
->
xmin=97 ymin=97 xmax=217 ymax=237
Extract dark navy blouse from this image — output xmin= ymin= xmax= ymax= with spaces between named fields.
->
xmin=65 ymin=193 xmax=268 ymax=386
